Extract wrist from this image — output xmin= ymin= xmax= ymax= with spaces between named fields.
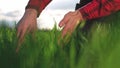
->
xmin=76 ymin=10 xmax=84 ymax=20
xmin=24 ymin=9 xmax=38 ymax=18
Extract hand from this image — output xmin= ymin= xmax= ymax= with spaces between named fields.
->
xmin=59 ymin=10 xmax=83 ymax=38
xmin=16 ymin=9 xmax=38 ymax=52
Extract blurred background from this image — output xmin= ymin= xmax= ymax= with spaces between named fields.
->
xmin=0 ymin=0 xmax=79 ymax=29
xmin=1 ymin=1 xmax=120 ymax=68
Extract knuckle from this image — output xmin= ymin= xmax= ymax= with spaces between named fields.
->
xmin=68 ymin=11 xmax=73 ymax=14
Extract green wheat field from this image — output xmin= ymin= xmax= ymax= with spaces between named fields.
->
xmin=0 ymin=12 xmax=120 ymax=68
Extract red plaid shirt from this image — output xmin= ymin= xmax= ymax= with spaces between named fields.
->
xmin=26 ymin=0 xmax=52 ymax=17
xmin=26 ymin=0 xmax=120 ymax=20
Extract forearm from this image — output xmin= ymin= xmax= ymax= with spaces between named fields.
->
xmin=26 ymin=0 xmax=52 ymax=17
xmin=23 ymin=9 xmax=38 ymax=19
xmin=79 ymin=0 xmax=120 ymax=20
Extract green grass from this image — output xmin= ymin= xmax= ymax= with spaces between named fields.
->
xmin=0 ymin=12 xmax=120 ymax=68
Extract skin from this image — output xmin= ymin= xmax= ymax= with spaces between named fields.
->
xmin=16 ymin=9 xmax=38 ymax=52
xmin=16 ymin=8 xmax=83 ymax=52
xmin=59 ymin=10 xmax=83 ymax=38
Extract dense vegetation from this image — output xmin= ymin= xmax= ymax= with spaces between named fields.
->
xmin=0 ymin=12 xmax=120 ymax=68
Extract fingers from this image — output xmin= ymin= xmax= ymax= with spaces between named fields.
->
xmin=62 ymin=18 xmax=79 ymax=38
xmin=59 ymin=16 xmax=69 ymax=27
xmin=18 ymin=28 xmax=26 ymax=42
xmin=59 ymin=10 xmax=83 ymax=39
xmin=16 ymin=10 xmax=38 ymax=52
xmin=17 ymin=22 xmax=25 ymax=39
xmin=61 ymin=19 xmax=73 ymax=38
xmin=60 ymin=17 xmax=80 ymax=38
xmin=16 ymin=21 xmax=28 ymax=51
xmin=16 ymin=24 xmax=31 ymax=53
xmin=16 ymin=44 xmax=20 ymax=53
xmin=59 ymin=12 xmax=73 ymax=27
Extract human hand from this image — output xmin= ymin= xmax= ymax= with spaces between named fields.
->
xmin=59 ymin=10 xmax=83 ymax=38
xmin=16 ymin=9 xmax=38 ymax=52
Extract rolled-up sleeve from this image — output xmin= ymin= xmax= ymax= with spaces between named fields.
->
xmin=79 ymin=0 xmax=120 ymax=20
xmin=26 ymin=0 xmax=52 ymax=17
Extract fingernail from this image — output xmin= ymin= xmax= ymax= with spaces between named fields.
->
xmin=59 ymin=23 xmax=62 ymax=27
xmin=59 ymin=22 xmax=64 ymax=28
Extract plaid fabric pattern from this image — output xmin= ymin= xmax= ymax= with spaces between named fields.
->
xmin=26 ymin=0 xmax=120 ymax=19
xmin=79 ymin=0 xmax=120 ymax=20
xmin=26 ymin=0 xmax=52 ymax=17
